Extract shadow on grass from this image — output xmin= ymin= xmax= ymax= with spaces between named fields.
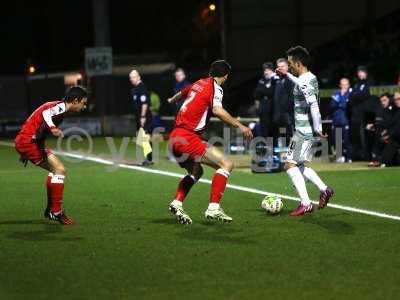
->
xmin=244 ymin=208 xmax=292 ymax=220
xmin=301 ymin=215 xmax=354 ymax=235
xmin=147 ymin=217 xmax=257 ymax=245
xmin=149 ymin=218 xmax=180 ymax=225
xmin=0 ymin=219 xmax=47 ymax=225
xmin=180 ymin=223 xmax=258 ymax=245
xmin=2 ymin=222 xmax=84 ymax=241
xmin=244 ymin=208 xmax=266 ymax=213
xmin=8 ymin=231 xmax=84 ymax=241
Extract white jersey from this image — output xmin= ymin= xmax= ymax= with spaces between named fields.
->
xmin=292 ymin=72 xmax=319 ymax=137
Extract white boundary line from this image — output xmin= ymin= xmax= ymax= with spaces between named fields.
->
xmin=1 ymin=140 xmax=400 ymax=221
xmin=56 ymin=151 xmax=400 ymax=222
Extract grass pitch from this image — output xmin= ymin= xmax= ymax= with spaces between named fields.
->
xmin=1 ymin=138 xmax=400 ymax=299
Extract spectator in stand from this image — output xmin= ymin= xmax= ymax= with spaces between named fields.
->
xmin=366 ymin=93 xmax=394 ymax=166
xmin=330 ymin=78 xmax=352 ymax=163
xmin=369 ymin=92 xmax=400 ymax=167
xmin=349 ymin=66 xmax=371 ymax=160
xmin=273 ymin=58 xmax=295 ymax=145
xmin=254 ymin=62 xmax=279 ymax=139
xmin=173 ymin=68 xmax=190 ymax=94
xmin=172 ymin=68 xmax=191 ymax=113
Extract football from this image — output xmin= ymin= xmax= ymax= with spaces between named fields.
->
xmin=261 ymin=195 xmax=283 ymax=214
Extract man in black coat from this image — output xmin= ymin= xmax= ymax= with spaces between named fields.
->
xmin=273 ymin=58 xmax=295 ymax=144
xmin=380 ymin=92 xmax=400 ymax=166
xmin=366 ymin=93 xmax=394 ymax=165
xmin=253 ymin=62 xmax=279 ymax=140
xmin=349 ymin=65 xmax=372 ymax=160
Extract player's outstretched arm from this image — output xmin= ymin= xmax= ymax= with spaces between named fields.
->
xmin=284 ymin=73 xmax=302 ymax=86
xmin=275 ymin=67 xmax=301 ymax=86
xmin=167 ymin=92 xmax=182 ymax=104
xmin=212 ymin=106 xmax=253 ymax=140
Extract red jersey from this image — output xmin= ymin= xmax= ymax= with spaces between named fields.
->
xmin=17 ymin=101 xmax=66 ymax=142
xmin=174 ymin=77 xmax=223 ymax=133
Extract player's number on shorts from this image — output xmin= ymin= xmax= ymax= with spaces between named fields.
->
xmin=180 ymin=91 xmax=196 ymax=112
xmin=300 ymin=141 xmax=313 ymax=160
xmin=287 ymin=140 xmax=295 ymax=158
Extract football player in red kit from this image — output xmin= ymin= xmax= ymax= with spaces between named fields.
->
xmin=14 ymin=86 xmax=88 ymax=225
xmin=167 ymin=60 xmax=253 ymax=224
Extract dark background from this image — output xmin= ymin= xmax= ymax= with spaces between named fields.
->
xmin=2 ymin=0 xmax=399 ymax=77
xmin=0 ymin=0 xmax=399 ymax=120
xmin=0 ymin=0 xmax=221 ymax=75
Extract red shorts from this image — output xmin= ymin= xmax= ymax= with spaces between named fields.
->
xmin=169 ymin=127 xmax=208 ymax=167
xmin=14 ymin=136 xmax=52 ymax=166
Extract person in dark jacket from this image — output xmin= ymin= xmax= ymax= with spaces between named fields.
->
xmin=366 ymin=93 xmax=394 ymax=166
xmin=371 ymin=92 xmax=400 ymax=167
xmin=254 ymin=62 xmax=279 ymax=139
xmin=129 ymin=69 xmax=153 ymax=165
xmin=349 ymin=66 xmax=372 ymax=160
xmin=330 ymin=78 xmax=352 ymax=162
xmin=273 ymin=58 xmax=295 ymax=145
xmin=173 ymin=68 xmax=190 ymax=94
xmin=172 ymin=68 xmax=191 ymax=113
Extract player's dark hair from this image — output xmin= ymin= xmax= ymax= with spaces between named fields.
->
xmin=209 ymin=60 xmax=231 ymax=77
xmin=64 ymin=86 xmax=88 ymax=103
xmin=262 ymin=62 xmax=274 ymax=71
xmin=286 ymin=46 xmax=310 ymax=67
xmin=379 ymin=92 xmax=392 ymax=100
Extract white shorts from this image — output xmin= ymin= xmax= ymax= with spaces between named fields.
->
xmin=286 ymin=131 xmax=316 ymax=164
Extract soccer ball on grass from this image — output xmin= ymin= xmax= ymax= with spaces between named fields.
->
xmin=261 ymin=195 xmax=283 ymax=214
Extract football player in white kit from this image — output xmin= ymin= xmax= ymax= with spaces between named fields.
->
xmin=276 ymin=46 xmax=334 ymax=216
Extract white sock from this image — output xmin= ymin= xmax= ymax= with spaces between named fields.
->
xmin=171 ymin=200 xmax=183 ymax=207
xmin=287 ymin=167 xmax=311 ymax=206
xmin=302 ymin=167 xmax=327 ymax=192
xmin=51 ymin=174 xmax=65 ymax=184
xmin=208 ymin=203 xmax=220 ymax=210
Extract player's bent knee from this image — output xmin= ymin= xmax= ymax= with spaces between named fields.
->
xmin=222 ymin=159 xmax=234 ymax=172
xmin=54 ymin=165 xmax=66 ymax=175
xmin=193 ymin=167 xmax=204 ymax=180
xmin=198 ymin=167 xmax=204 ymax=179
xmin=284 ymin=162 xmax=296 ymax=171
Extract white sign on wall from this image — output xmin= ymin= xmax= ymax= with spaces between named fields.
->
xmin=85 ymin=47 xmax=113 ymax=76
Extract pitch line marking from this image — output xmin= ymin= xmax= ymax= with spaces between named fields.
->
xmin=56 ymin=150 xmax=400 ymax=222
xmin=1 ymin=141 xmax=399 ymax=222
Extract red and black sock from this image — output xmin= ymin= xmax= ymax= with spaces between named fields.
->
xmin=210 ymin=169 xmax=230 ymax=204
xmin=175 ymin=175 xmax=196 ymax=202
xmin=50 ymin=174 xmax=65 ymax=214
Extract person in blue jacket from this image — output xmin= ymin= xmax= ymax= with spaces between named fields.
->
xmin=331 ymin=78 xmax=353 ymax=162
